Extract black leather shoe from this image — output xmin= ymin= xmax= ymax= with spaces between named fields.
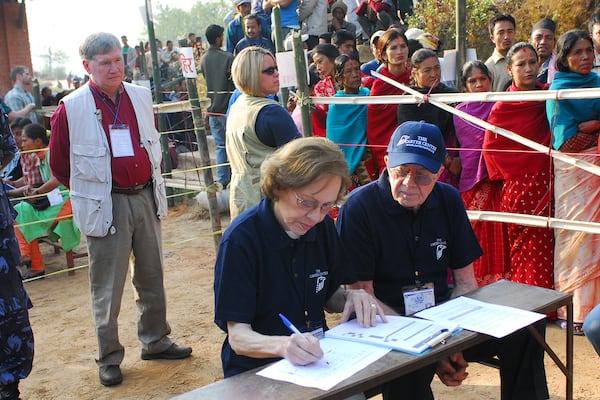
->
xmin=141 ymin=343 xmax=192 ymax=360
xmin=99 ymin=365 xmax=122 ymax=386
xmin=0 ymin=381 xmax=20 ymax=400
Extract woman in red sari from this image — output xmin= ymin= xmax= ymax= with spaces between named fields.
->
xmin=311 ymin=44 xmax=339 ymax=137
xmin=483 ymin=42 xmax=554 ymax=290
xmin=366 ymin=29 xmax=410 ymax=178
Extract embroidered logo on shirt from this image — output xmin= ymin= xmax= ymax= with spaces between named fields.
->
xmin=309 ymin=269 xmax=328 ymax=293
xmin=430 ymin=238 xmax=447 ymax=260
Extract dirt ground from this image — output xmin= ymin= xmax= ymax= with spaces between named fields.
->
xmin=18 ymin=203 xmax=600 ymax=400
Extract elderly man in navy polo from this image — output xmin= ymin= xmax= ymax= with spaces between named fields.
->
xmin=337 ymin=121 xmax=549 ymax=400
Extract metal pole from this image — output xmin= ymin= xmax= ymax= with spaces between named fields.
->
xmin=145 ymin=0 xmax=174 ymax=206
xmin=292 ymin=32 xmax=312 ymax=136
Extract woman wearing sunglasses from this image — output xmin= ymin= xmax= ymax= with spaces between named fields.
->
xmin=214 ymin=137 xmax=384 ymax=382
xmin=226 ymin=46 xmax=301 ymax=219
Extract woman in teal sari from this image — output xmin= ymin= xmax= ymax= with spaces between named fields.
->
xmin=10 ymin=123 xmax=80 ymax=278
xmin=326 ymin=53 xmax=371 ymax=189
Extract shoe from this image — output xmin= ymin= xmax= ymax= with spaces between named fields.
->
xmin=141 ymin=343 xmax=192 ymax=360
xmin=99 ymin=365 xmax=122 ymax=386
xmin=0 ymin=381 xmax=20 ymax=400
xmin=22 ymin=270 xmax=45 ymax=280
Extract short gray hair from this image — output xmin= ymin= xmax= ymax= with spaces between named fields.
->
xmin=79 ymin=32 xmax=121 ymax=61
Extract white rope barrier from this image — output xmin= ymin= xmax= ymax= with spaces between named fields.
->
xmin=310 ymin=87 xmax=600 ymax=105
xmin=466 ymin=211 xmax=600 ymax=234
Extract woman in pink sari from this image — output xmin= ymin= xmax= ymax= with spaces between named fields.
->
xmin=454 ymin=61 xmax=509 ymax=286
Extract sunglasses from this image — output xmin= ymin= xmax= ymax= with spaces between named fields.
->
xmin=261 ymin=66 xmax=278 ymax=75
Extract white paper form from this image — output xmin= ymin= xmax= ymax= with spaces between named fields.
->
xmin=325 ymin=316 xmax=458 ymax=355
xmin=256 ymin=337 xmax=390 ymax=391
xmin=415 ymin=296 xmax=545 ymax=338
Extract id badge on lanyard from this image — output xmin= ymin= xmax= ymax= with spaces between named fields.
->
xmin=402 ymin=281 xmax=435 ymax=316
xmin=109 ymin=124 xmax=134 ymax=157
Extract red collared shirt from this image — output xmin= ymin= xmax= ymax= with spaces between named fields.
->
xmin=50 ymin=81 xmax=152 ymax=188
xmin=21 ymin=150 xmax=46 ymax=187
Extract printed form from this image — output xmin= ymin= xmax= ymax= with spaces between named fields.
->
xmin=257 ymin=338 xmax=390 ymax=390
xmin=415 ymin=296 xmax=545 ymax=338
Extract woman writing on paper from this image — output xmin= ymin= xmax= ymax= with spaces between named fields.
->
xmin=214 ymin=137 xmax=384 ymax=379
xmin=546 ymin=30 xmax=600 ymax=334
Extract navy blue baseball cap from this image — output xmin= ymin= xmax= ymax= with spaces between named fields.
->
xmin=387 ymin=121 xmax=446 ymax=173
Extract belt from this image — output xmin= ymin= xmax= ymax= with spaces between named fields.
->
xmin=112 ymin=181 xmax=151 ymax=195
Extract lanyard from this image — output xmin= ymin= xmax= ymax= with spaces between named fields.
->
xmin=89 ymin=85 xmax=124 ymax=126
xmin=405 ymin=210 xmax=425 ymax=286
xmin=287 ymin=240 xmax=312 ymax=330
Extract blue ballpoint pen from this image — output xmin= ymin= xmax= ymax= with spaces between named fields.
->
xmin=279 ymin=313 xmax=329 ymax=365
xmin=278 ymin=313 xmax=309 ymax=341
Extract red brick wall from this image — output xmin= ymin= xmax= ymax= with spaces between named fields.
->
xmin=0 ymin=2 xmax=33 ymax=98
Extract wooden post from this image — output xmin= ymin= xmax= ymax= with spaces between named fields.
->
xmin=455 ymin=0 xmax=466 ymax=88
xmin=271 ymin=5 xmax=289 ymax=107
xmin=144 ymin=0 xmax=174 ymax=207
xmin=292 ymin=32 xmax=312 ymax=136
xmin=178 ymin=39 xmax=223 ymax=250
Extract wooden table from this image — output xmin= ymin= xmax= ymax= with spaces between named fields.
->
xmin=172 ymin=280 xmax=573 ymax=400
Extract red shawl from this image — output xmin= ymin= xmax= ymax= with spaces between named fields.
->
xmin=483 ymin=82 xmax=552 ymax=180
xmin=312 ymin=76 xmax=336 ymax=137
xmin=366 ymin=66 xmax=411 ymax=174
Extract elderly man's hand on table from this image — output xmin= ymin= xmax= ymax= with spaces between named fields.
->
xmin=340 ymin=289 xmax=387 ymax=327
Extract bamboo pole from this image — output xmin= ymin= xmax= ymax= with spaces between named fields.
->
xmin=178 ymin=39 xmax=222 ymax=250
xmin=292 ymin=32 xmax=312 ymax=136
xmin=272 ymin=5 xmax=289 ymax=107
xmin=455 ymin=0 xmax=466 ymax=87
xmin=145 ymin=0 xmax=173 ymax=206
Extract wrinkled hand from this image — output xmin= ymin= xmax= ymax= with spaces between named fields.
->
xmin=283 ymin=333 xmax=323 ymax=366
xmin=444 ymin=156 xmax=462 ymax=178
xmin=436 ymin=352 xmax=469 ymax=386
xmin=340 ymin=289 xmax=387 ymax=327
xmin=577 ymin=120 xmax=600 ymax=134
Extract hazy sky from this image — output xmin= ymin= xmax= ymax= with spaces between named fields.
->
xmin=26 ymin=0 xmax=199 ymax=76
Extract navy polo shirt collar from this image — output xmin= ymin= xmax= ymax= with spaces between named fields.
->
xmin=258 ymin=198 xmax=320 ymax=249
xmin=376 ymin=169 xmax=441 ymax=216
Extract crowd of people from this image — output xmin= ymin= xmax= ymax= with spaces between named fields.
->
xmin=2 ymin=1 xmax=600 ymax=399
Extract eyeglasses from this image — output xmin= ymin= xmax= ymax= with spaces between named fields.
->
xmin=294 ymin=191 xmax=337 ymax=213
xmin=261 ymin=66 xmax=278 ymax=75
xmin=388 ymin=166 xmax=435 ymax=186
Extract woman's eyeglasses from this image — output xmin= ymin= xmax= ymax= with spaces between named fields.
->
xmin=388 ymin=166 xmax=435 ymax=186
xmin=261 ymin=66 xmax=278 ymax=75
xmin=294 ymin=191 xmax=337 ymax=213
